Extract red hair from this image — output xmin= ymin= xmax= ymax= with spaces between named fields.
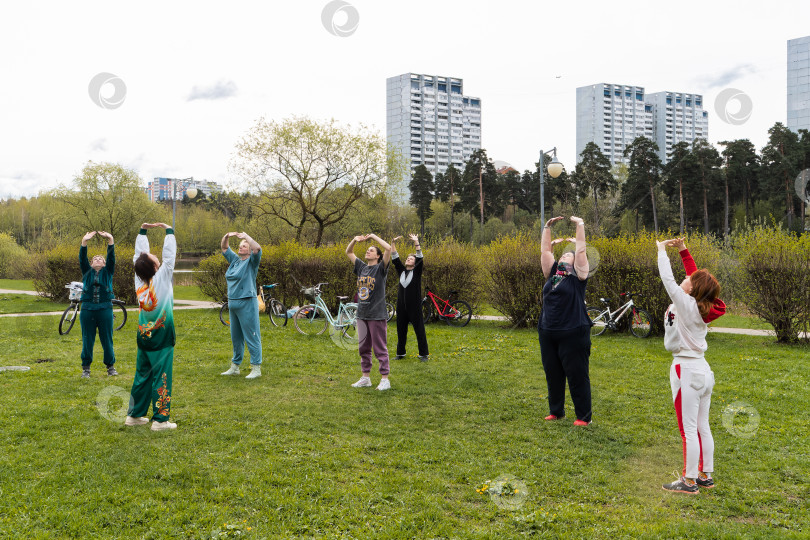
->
xmin=690 ymin=269 xmax=720 ymax=319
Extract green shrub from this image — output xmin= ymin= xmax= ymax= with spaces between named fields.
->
xmin=731 ymin=227 xmax=810 ymax=343
xmin=0 ymin=232 xmax=28 ymax=279
xmin=32 ymin=243 xmax=137 ymax=304
xmin=193 ymin=239 xmax=484 ymax=314
xmin=420 ymin=239 xmax=484 ymax=310
xmin=481 ymin=233 xmax=544 ymax=327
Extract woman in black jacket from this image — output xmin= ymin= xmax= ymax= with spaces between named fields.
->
xmin=391 ymin=234 xmax=429 ymax=361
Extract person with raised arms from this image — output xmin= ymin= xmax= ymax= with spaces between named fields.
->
xmin=78 ymin=230 xmax=117 ymax=378
xmin=657 ymin=237 xmax=723 ymax=494
xmin=538 ymin=216 xmax=593 ymax=426
xmin=390 ymin=233 xmax=429 ymax=361
xmin=125 ymin=223 xmax=178 ymax=431
xmin=346 ymin=233 xmax=392 ymax=390
xmin=219 ymin=231 xmax=263 ymax=380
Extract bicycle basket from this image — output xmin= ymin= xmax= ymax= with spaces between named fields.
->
xmin=302 ymin=286 xmax=318 ymax=299
xmin=67 ymin=281 xmax=84 ymax=300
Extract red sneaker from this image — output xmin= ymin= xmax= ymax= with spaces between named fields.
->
xmin=544 ymin=414 xmax=563 ymax=421
xmin=573 ymin=419 xmax=591 ymax=426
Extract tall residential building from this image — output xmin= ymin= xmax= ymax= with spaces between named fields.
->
xmin=387 ymin=73 xmax=481 ymax=182
xmin=647 ymin=91 xmax=708 ymax=161
xmin=145 ymin=177 xmax=222 ymax=202
xmin=576 ymin=83 xmax=708 ymax=165
xmin=788 ymin=35 xmax=810 ymax=133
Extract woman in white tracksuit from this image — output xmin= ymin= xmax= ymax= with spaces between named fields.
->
xmin=656 ymin=238 xmax=722 ymax=494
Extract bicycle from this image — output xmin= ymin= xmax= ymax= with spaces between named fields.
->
xmin=293 ymin=282 xmax=358 ymax=338
xmin=587 ymin=292 xmax=652 ymax=338
xmin=421 ymin=286 xmax=472 ymax=327
xmin=59 ymin=282 xmax=127 ymax=336
xmin=219 ymin=283 xmax=288 ymax=327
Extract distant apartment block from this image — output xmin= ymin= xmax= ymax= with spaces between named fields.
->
xmin=387 ymin=73 xmax=481 ymax=181
xmin=576 ymin=83 xmax=708 ymax=165
xmin=145 ymin=177 xmax=222 ymax=202
xmin=788 ymin=35 xmax=810 ymax=133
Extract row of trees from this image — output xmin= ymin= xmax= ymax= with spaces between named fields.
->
xmin=408 ymin=122 xmax=810 ymax=239
xmin=1 ymin=118 xmax=809 ymax=256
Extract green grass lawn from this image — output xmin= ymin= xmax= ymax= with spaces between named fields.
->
xmin=0 ymin=278 xmax=35 ymax=291
xmin=0 ymin=312 xmax=807 ymax=538
xmin=0 ymin=293 xmax=68 ymax=314
xmin=709 ymin=313 xmax=775 ymax=331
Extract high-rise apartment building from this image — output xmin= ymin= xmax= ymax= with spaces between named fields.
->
xmin=647 ymin=91 xmax=708 ymax=161
xmin=788 ymin=35 xmax=810 ymax=133
xmin=576 ymin=83 xmax=708 ymax=165
xmin=387 ymin=73 xmax=481 ymax=181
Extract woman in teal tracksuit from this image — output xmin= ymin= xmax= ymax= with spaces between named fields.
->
xmin=219 ymin=231 xmax=263 ymax=379
xmin=78 ymin=230 xmax=117 ymax=378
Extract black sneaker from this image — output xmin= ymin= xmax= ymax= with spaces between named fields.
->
xmin=418 ymin=355 xmax=429 ymax=362
xmin=81 ymin=368 xmax=90 ymax=379
xmin=394 ymin=355 xmax=406 ymax=360
xmin=662 ymin=476 xmax=699 ymax=494
xmin=107 ymin=366 xmax=119 ymax=376
xmin=696 ymin=473 xmax=715 ymax=488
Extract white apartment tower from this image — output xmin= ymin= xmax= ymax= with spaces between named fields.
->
xmin=387 ymin=73 xmax=482 ymax=181
xmin=576 ymin=83 xmax=708 ymax=165
xmin=787 ymin=35 xmax=810 ymax=133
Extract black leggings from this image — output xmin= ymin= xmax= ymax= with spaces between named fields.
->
xmin=538 ymin=325 xmax=592 ymax=422
xmin=396 ymin=306 xmax=429 ymax=357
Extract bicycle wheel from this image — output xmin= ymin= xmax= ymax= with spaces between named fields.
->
xmin=445 ymin=300 xmax=472 ymax=327
xmin=421 ymin=298 xmax=433 ymax=324
xmin=111 ymin=300 xmax=127 ymax=331
xmin=630 ymin=308 xmax=653 ymax=338
xmin=587 ymin=308 xmax=608 ymax=336
xmin=294 ymin=305 xmax=328 ymax=336
xmin=386 ymin=302 xmax=395 ymax=322
xmin=219 ymin=303 xmax=230 ymax=326
xmin=59 ymin=303 xmax=79 ymax=335
xmin=268 ymin=299 xmax=288 ymax=327
xmin=340 ymin=304 xmax=358 ymax=340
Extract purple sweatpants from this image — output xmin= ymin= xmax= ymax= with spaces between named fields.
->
xmin=357 ymin=319 xmax=389 ymax=375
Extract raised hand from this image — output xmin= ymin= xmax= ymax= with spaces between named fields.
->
xmin=409 ymin=233 xmax=419 ymax=243
xmin=570 ymin=216 xmax=585 ymax=226
xmin=550 ymin=238 xmax=565 ymax=247
xmin=82 ymin=231 xmax=97 ymax=242
xmin=154 ymin=223 xmax=170 ymax=229
xmin=235 ymin=232 xmax=247 ymax=239
xmin=545 ymin=216 xmax=564 ymax=228
xmin=656 ymin=239 xmax=670 ymax=251
xmin=667 ymin=237 xmax=686 ymax=250
xmin=354 ymin=234 xmax=369 ymax=242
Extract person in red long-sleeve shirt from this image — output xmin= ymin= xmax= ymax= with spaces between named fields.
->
xmin=673 ymin=238 xmax=726 ymax=323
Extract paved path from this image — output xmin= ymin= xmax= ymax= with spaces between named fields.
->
xmin=1 ymin=288 xmax=802 ymax=338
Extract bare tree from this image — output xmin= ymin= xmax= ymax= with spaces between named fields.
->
xmin=231 ymin=117 xmax=404 ymax=246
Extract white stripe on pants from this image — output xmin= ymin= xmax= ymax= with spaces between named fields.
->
xmin=669 ymin=358 xmax=714 ymax=478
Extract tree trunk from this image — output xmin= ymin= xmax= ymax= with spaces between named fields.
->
xmin=479 ymin=167 xmax=484 ymax=227
xmin=679 ymin=178 xmax=684 ymax=235
xmin=786 ymin=172 xmax=794 ymax=230
xmin=450 ymin=177 xmax=455 ymax=237
xmin=592 ymin=189 xmax=599 ymax=229
xmin=649 ymin=182 xmax=658 ymax=234
xmin=420 ymin=216 xmax=425 ymax=237
xmin=703 ymin=187 xmax=709 ymax=235
xmin=724 ymin=179 xmax=730 ymax=239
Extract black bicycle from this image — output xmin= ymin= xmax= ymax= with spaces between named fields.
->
xmin=59 ymin=282 xmax=127 ymax=335
xmin=220 ymin=283 xmax=288 ymax=327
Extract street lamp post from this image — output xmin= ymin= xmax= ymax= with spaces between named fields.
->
xmin=539 ymin=148 xmax=564 ymax=225
xmin=171 ymin=177 xmax=198 ymax=230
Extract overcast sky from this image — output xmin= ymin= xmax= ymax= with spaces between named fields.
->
xmin=1 ymin=0 xmax=808 ymax=199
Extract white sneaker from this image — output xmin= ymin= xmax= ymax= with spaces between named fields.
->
xmin=151 ymin=420 xmax=177 ymax=431
xmin=221 ymin=363 xmax=240 ymax=376
xmin=245 ymin=365 xmax=261 ymax=379
xmin=351 ymin=377 xmax=372 ymax=388
xmin=124 ymin=416 xmax=149 ymax=426
xmin=376 ymin=378 xmax=391 ymax=391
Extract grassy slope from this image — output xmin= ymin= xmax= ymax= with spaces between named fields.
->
xmin=0 ymin=312 xmax=807 ymax=539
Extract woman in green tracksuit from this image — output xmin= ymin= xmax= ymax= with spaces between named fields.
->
xmin=125 ymin=223 xmax=178 ymax=431
xmin=78 ymin=230 xmax=117 ymax=378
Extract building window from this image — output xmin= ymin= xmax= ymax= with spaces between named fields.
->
xmin=604 ymin=89 xmax=610 ymax=96
xmin=636 ymin=92 xmax=643 ymax=101
xmin=438 ymin=83 xmax=447 ymax=93
xmin=615 ymin=89 xmax=621 ymax=97
xmin=666 ymin=97 xmax=672 ymax=105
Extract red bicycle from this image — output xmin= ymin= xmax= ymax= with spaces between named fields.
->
xmin=421 ymin=286 xmax=472 ymax=327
